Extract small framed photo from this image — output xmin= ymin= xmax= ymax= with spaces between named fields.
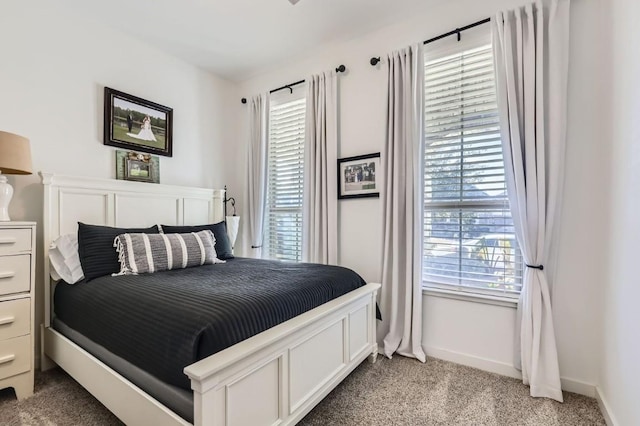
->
xmin=116 ymin=150 xmax=160 ymax=184
xmin=337 ymin=153 xmax=380 ymax=199
xmin=104 ymin=87 xmax=173 ymax=157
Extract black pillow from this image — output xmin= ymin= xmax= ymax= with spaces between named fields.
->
xmin=160 ymin=222 xmax=234 ymax=260
xmin=77 ymin=223 xmax=160 ymax=281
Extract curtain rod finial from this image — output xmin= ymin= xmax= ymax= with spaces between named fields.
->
xmin=336 ymin=64 xmax=346 ymax=73
xmin=370 ymin=57 xmax=381 ymax=66
xmin=241 ymin=98 xmax=247 ymax=104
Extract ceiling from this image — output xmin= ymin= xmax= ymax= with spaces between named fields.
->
xmin=56 ymin=0 xmax=439 ymax=81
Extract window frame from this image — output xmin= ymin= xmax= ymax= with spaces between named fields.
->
xmin=421 ymin=28 xmax=522 ymax=301
xmin=263 ymin=89 xmax=306 ymax=262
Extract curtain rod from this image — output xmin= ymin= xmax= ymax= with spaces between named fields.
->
xmin=423 ymin=17 xmax=490 ymax=45
xmin=241 ymin=65 xmax=346 ymax=104
xmin=369 ymin=17 xmax=491 ymax=66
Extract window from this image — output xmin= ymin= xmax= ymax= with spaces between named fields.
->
xmin=423 ymin=43 xmax=522 ymax=297
xmin=264 ymin=97 xmax=305 ymax=261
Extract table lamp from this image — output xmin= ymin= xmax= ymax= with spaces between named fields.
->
xmin=226 ymin=215 xmax=240 ymax=250
xmin=0 ymin=131 xmax=32 ymax=221
xmin=223 ymin=186 xmax=240 ymax=251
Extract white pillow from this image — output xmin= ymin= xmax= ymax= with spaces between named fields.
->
xmin=49 ymin=233 xmax=84 ymax=284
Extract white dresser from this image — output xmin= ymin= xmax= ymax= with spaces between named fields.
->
xmin=0 ymin=222 xmax=35 ymax=400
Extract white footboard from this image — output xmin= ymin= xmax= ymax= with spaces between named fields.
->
xmin=185 ymin=283 xmax=380 ymax=426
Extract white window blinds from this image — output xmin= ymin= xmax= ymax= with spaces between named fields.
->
xmin=423 ymin=44 xmax=522 ymax=297
xmin=265 ymin=97 xmax=305 ymax=261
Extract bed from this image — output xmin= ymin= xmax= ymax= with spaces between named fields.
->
xmin=40 ymin=173 xmax=380 ymax=426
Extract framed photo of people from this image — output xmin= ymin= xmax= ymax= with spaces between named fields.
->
xmin=104 ymin=87 xmax=173 ymax=157
xmin=337 ymin=152 xmax=380 ymax=199
xmin=115 ymin=150 xmax=160 ymax=184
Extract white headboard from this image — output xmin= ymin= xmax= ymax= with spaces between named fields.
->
xmin=40 ymin=172 xmax=224 ymax=326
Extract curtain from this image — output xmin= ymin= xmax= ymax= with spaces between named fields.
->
xmin=303 ymin=72 xmax=338 ymax=264
xmin=245 ymin=94 xmax=269 ymax=259
xmin=492 ymin=0 xmax=570 ymax=402
xmin=381 ymin=45 xmax=426 ymax=362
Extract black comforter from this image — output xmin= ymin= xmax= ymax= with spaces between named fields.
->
xmin=54 ymin=257 xmax=366 ymax=390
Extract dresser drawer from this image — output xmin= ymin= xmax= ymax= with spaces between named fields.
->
xmin=0 ymin=255 xmax=31 ymax=296
xmin=0 ymin=298 xmax=29 ymax=341
xmin=0 ymin=229 xmax=31 ymax=256
xmin=0 ymin=335 xmax=30 ymax=379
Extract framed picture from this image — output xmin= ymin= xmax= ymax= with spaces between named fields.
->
xmin=337 ymin=153 xmax=380 ymax=199
xmin=104 ymin=87 xmax=173 ymax=157
xmin=116 ymin=150 xmax=160 ymax=184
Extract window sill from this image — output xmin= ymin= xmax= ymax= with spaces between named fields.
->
xmin=422 ymin=287 xmax=518 ymax=308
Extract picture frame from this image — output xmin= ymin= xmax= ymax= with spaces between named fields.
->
xmin=104 ymin=87 xmax=173 ymax=157
xmin=115 ymin=150 xmax=160 ymax=184
xmin=337 ymin=152 xmax=380 ymax=199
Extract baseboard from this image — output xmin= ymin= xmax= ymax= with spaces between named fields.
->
xmin=423 ymin=345 xmax=521 ymax=380
xmin=560 ymin=376 xmax=596 ymax=397
xmin=596 ymin=387 xmax=618 ymax=426
xmin=422 ymin=345 xmax=596 ymax=397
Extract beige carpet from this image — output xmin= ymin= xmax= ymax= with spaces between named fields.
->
xmin=0 ymin=357 xmax=605 ymax=425
xmin=300 ymin=357 xmax=605 ymax=425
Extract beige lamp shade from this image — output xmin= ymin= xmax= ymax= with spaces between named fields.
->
xmin=0 ymin=131 xmax=32 ymax=175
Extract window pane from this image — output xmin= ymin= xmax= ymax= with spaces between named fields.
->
xmin=423 ymin=207 xmax=523 ymax=295
xmin=423 ymin=44 xmax=522 ymax=297
xmin=265 ymin=98 xmax=305 ymax=262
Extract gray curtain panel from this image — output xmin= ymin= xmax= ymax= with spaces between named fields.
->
xmin=303 ymin=72 xmax=338 ymax=264
xmin=492 ymin=0 xmax=570 ymax=402
xmin=380 ymin=45 xmax=426 ymax=362
xmin=245 ymin=94 xmax=269 ymax=259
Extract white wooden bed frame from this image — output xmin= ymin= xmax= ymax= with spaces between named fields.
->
xmin=40 ymin=173 xmax=380 ymax=426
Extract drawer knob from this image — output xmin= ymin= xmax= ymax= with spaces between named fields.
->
xmin=0 ymin=272 xmax=15 ymax=279
xmin=0 ymin=354 xmax=15 ymax=364
xmin=0 ymin=316 xmax=15 ymax=325
xmin=0 ymin=238 xmax=16 ymax=245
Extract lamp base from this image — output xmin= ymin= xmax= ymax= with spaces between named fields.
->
xmin=0 ymin=174 xmax=13 ymax=222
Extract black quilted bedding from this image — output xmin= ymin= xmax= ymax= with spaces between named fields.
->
xmin=53 ymin=257 xmax=366 ymax=390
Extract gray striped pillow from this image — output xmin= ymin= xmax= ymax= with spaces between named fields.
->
xmin=113 ymin=230 xmax=223 ymax=275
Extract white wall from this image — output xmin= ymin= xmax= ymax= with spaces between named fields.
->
xmin=598 ymin=0 xmax=640 ymax=423
xmin=0 ymin=0 xmax=238 ymax=363
xmin=236 ymin=0 xmax=606 ymax=395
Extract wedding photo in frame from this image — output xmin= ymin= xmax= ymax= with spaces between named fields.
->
xmin=104 ymin=87 xmax=173 ymax=157
xmin=338 ymin=152 xmax=380 ymax=199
